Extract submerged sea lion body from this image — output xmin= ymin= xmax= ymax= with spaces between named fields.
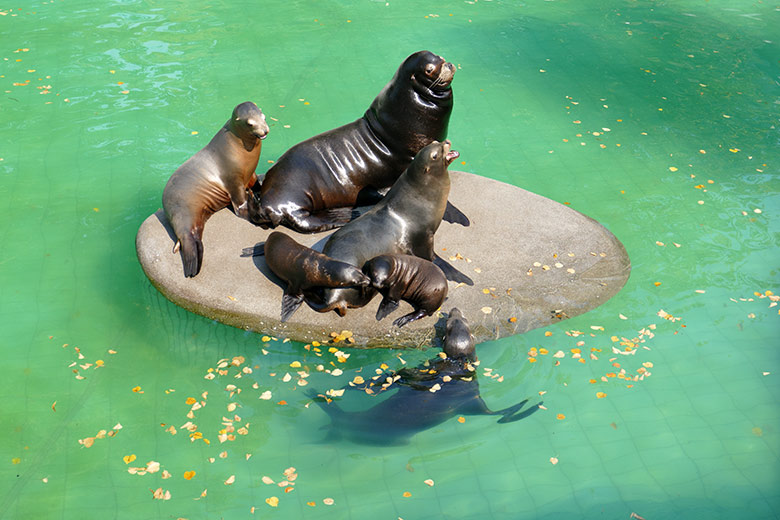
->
xmin=308 ymin=308 xmax=542 ymax=446
xmin=248 ymin=50 xmax=468 ymax=233
xmin=163 ymin=101 xmax=269 ymax=277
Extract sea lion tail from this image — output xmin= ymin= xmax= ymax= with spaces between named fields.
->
xmin=179 ymin=231 xmax=204 ymax=277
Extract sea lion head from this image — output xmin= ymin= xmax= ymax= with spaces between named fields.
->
xmin=362 ymin=255 xmax=394 ymax=289
xmin=444 ymin=307 xmax=476 ymax=361
xmin=337 ymin=263 xmax=372 ymax=288
xmin=407 ymin=50 xmax=456 ymax=92
xmin=232 ymin=101 xmax=270 ymax=140
xmin=417 ymin=140 xmax=460 ymax=175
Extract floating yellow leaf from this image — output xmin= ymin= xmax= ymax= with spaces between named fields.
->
xmin=402 ymin=491 xmax=412 ymax=497
xmin=550 ymin=457 xmax=559 ymax=465
xmin=457 ymin=416 xmax=466 ymax=423
xmin=290 ymin=361 xmax=301 ymax=368
xmin=183 ymin=470 xmax=196 ymax=480
xmin=596 ymin=392 xmax=607 ymax=399
xmin=123 ymin=454 xmax=136 ymax=464
xmin=151 ymin=487 xmax=171 ymax=500
xmin=265 ymin=496 xmax=279 ymax=507
xmin=556 ymin=414 xmax=566 ymax=420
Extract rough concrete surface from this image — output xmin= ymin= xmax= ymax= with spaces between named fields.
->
xmin=136 ymin=171 xmax=631 ymax=348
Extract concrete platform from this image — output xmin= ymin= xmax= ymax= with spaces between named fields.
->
xmin=136 ymin=171 xmax=630 ymax=348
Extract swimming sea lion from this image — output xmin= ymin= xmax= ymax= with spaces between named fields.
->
xmin=163 ymin=101 xmax=269 ymax=277
xmin=362 ymin=254 xmax=448 ymax=328
xmin=307 ymin=308 xmax=542 ymax=446
xmin=303 ymin=140 xmax=473 ymax=317
xmin=263 ymin=231 xmax=371 ymax=322
xmin=247 ymin=50 xmax=469 ymax=233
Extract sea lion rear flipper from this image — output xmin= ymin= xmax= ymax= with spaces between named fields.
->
xmin=286 ymin=208 xmax=357 ymax=233
xmin=281 ymin=291 xmax=305 ymax=322
xmin=393 ymin=309 xmax=428 ymax=328
xmin=178 ymin=230 xmax=204 ymax=278
xmin=433 ymin=254 xmax=474 ymax=286
xmin=375 ymin=298 xmax=400 ymax=321
xmin=240 ymin=242 xmax=265 ymax=257
xmin=457 ymin=396 xmax=493 ymax=416
xmin=442 ymin=200 xmax=470 ymax=227
xmin=496 ymin=400 xmax=543 ymax=424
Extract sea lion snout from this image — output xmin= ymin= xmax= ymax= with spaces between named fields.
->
xmin=437 ymin=61 xmax=455 ymax=85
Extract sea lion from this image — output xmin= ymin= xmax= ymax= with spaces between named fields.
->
xmin=442 ymin=307 xmax=475 ymax=360
xmin=307 ymin=308 xmax=542 ymax=446
xmin=303 ymin=140 xmax=473 ymax=317
xmin=163 ymin=101 xmax=269 ymax=277
xmin=247 ymin=50 xmax=469 ymax=233
xmin=263 ymin=231 xmax=371 ymax=322
xmin=362 ymin=254 xmax=448 ymax=328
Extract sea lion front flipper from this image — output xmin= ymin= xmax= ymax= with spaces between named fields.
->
xmin=178 ymin=229 xmax=204 ymax=278
xmin=433 ymin=254 xmax=474 ymax=286
xmin=496 ymin=400 xmax=543 ymax=424
xmin=442 ymin=200 xmax=470 ymax=227
xmin=280 ymin=291 xmax=305 ymax=322
xmin=393 ymin=309 xmax=428 ymax=328
xmin=375 ymin=298 xmax=400 ymax=321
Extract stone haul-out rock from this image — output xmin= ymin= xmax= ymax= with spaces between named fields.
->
xmin=136 ymin=171 xmax=631 ymax=348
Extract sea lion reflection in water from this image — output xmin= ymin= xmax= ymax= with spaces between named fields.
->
xmin=307 ymin=308 xmax=542 ymax=446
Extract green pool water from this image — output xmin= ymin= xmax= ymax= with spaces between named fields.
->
xmin=1 ymin=0 xmax=778 ymax=518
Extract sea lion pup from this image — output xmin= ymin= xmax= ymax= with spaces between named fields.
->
xmin=306 ymin=308 xmax=542 ymax=446
xmin=303 ymin=140 xmax=473 ymax=317
xmin=263 ymin=231 xmax=371 ymax=322
xmin=362 ymin=254 xmax=448 ymax=328
xmin=247 ymin=50 xmax=469 ymax=233
xmin=163 ymin=101 xmax=269 ymax=277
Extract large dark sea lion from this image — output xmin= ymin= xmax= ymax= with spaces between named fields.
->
xmin=362 ymin=254 xmax=448 ymax=328
xmin=307 ymin=308 xmax=542 ymax=446
xmin=263 ymin=231 xmax=370 ymax=322
xmin=303 ymin=140 xmax=473 ymax=317
xmin=163 ymin=102 xmax=269 ymax=277
xmin=247 ymin=50 xmax=469 ymax=233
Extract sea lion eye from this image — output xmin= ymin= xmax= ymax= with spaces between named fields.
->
xmin=247 ymin=118 xmax=256 ymax=126
xmin=425 ymin=63 xmax=435 ymax=75
xmin=431 ymin=151 xmax=438 ymax=160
